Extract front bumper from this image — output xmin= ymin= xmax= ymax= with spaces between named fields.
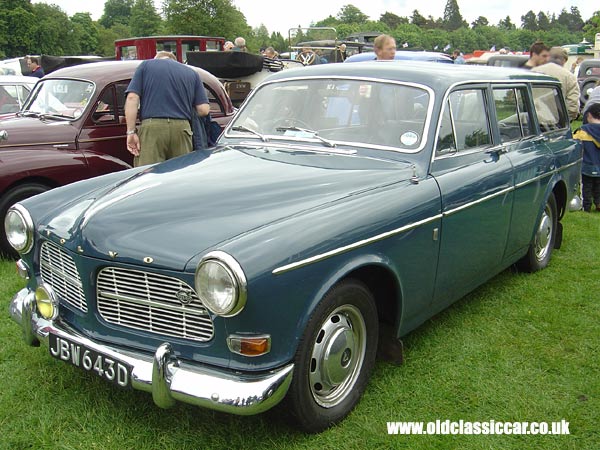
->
xmin=10 ymin=287 xmax=294 ymax=415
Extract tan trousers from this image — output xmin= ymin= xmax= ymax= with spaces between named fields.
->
xmin=134 ymin=118 xmax=193 ymax=167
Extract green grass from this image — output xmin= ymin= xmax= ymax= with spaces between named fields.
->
xmin=1 ymin=211 xmax=599 ymax=449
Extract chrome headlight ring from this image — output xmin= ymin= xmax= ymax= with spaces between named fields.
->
xmin=5 ymin=203 xmax=34 ymax=254
xmin=195 ymin=251 xmax=247 ymax=317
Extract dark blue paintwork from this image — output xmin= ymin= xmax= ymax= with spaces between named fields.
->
xmin=15 ymin=62 xmax=582 ymax=373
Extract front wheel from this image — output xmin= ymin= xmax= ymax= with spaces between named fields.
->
xmin=283 ymin=279 xmax=378 ymax=433
xmin=516 ymin=193 xmax=557 ymax=272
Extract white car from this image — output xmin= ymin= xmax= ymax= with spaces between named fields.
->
xmin=0 ymin=75 xmax=37 ymax=115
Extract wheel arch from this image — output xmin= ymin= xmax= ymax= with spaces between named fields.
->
xmin=303 ymin=257 xmax=404 ymax=345
xmin=551 ymin=178 xmax=567 ymax=220
xmin=1 ymin=176 xmax=60 ymax=198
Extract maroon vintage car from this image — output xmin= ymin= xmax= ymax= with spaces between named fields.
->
xmin=0 ymin=60 xmax=235 ymax=256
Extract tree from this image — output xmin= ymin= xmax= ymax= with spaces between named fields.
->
xmin=336 ymin=4 xmax=369 ymax=24
xmin=537 ymin=12 xmax=550 ymax=31
xmin=99 ymin=0 xmax=133 ymax=28
xmin=471 ymin=16 xmax=489 ymax=29
xmin=442 ymin=0 xmax=466 ymax=31
xmin=498 ymin=15 xmax=515 ymax=31
xmin=582 ymin=11 xmax=600 ymax=44
xmin=521 ymin=11 xmax=537 ymax=31
xmin=96 ymin=23 xmax=131 ymax=56
xmin=380 ymin=12 xmax=407 ymax=29
xmin=163 ymin=0 xmax=250 ymax=45
xmin=568 ymin=6 xmax=584 ymax=32
xmin=411 ymin=10 xmax=427 ymax=28
xmin=0 ymin=0 xmax=36 ymax=57
xmin=130 ymin=0 xmax=162 ymax=36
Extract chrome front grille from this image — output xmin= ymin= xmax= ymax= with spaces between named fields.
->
xmin=40 ymin=241 xmax=87 ymax=312
xmin=97 ymin=267 xmax=214 ymax=341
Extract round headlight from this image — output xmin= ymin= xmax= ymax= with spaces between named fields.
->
xmin=5 ymin=204 xmax=34 ymax=254
xmin=195 ymin=251 xmax=247 ymax=317
xmin=35 ymin=285 xmax=59 ymax=320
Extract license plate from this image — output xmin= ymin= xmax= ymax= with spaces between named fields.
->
xmin=49 ymin=333 xmax=132 ymax=388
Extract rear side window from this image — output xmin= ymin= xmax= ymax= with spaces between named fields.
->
xmin=436 ymin=88 xmax=491 ymax=154
xmin=493 ymin=87 xmax=534 ymax=142
xmin=532 ymin=85 xmax=567 ymax=132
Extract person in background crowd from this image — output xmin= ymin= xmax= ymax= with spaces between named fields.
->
xmin=264 ymin=47 xmax=278 ymax=59
xmin=374 ymin=34 xmax=396 ymax=61
xmin=571 ymin=56 xmax=584 ymax=77
xmin=223 ymin=41 xmax=234 ymax=51
xmin=452 ymin=50 xmax=465 ymax=64
xmin=233 ymin=37 xmax=247 ymax=52
xmin=573 ymin=103 xmax=600 ymax=212
xmin=532 ymin=47 xmax=580 ymax=121
xmin=520 ymin=41 xmax=550 ymax=69
xmin=26 ymin=56 xmax=44 ymax=78
xmin=125 ymin=51 xmax=210 ymax=167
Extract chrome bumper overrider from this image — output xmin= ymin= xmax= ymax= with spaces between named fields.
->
xmin=10 ymin=288 xmax=294 ymax=415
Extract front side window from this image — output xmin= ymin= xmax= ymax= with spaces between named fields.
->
xmin=229 ymin=78 xmax=431 ymax=151
xmin=436 ymin=88 xmax=491 ymax=154
xmin=24 ymin=79 xmax=95 ymax=119
xmin=532 ymin=85 xmax=567 ymax=132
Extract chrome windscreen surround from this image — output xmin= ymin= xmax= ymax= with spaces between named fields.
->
xmin=97 ymin=267 xmax=214 ymax=342
xmin=40 ymin=241 xmax=87 ymax=312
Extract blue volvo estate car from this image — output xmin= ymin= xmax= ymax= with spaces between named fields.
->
xmin=8 ymin=62 xmax=581 ymax=432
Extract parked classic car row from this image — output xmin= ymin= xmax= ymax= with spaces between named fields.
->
xmin=0 ymin=60 xmax=235 ymax=256
xmin=8 ymin=61 xmax=581 ymax=431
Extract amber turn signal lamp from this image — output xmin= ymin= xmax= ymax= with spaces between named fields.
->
xmin=227 ymin=335 xmax=271 ymax=357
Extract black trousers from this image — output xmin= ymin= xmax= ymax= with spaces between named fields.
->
xmin=582 ymin=174 xmax=600 ymax=211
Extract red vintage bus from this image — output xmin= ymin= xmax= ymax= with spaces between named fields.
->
xmin=115 ymin=36 xmax=225 ymax=62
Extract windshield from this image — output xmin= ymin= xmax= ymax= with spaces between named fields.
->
xmin=227 ymin=78 xmax=431 ymax=151
xmin=23 ymin=79 xmax=95 ymax=119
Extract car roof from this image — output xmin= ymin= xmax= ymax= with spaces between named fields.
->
xmin=44 ymin=60 xmax=143 ymax=82
xmin=41 ymin=60 xmax=225 ymax=91
xmin=345 ymin=51 xmax=453 ymax=63
xmin=264 ymin=60 xmax=558 ymax=91
xmin=0 ymin=75 xmax=37 ymax=85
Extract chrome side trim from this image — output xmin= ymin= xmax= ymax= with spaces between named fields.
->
xmin=443 ymin=186 xmax=513 ymax=217
xmin=272 ymin=157 xmax=580 ymax=275
xmin=514 ymin=172 xmax=551 ymax=189
xmin=273 ymin=214 xmax=443 ymax=275
xmin=10 ymin=288 xmax=294 ymax=416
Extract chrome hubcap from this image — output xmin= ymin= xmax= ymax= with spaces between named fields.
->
xmin=309 ymin=304 xmax=366 ymax=408
xmin=534 ymin=204 xmax=553 ymax=261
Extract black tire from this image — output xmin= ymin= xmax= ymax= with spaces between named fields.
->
xmin=283 ymin=279 xmax=378 ymax=433
xmin=516 ymin=193 xmax=557 ymax=273
xmin=0 ymin=183 xmax=49 ymax=258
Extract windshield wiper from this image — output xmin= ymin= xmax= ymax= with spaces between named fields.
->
xmin=275 ymin=126 xmax=336 ymax=148
xmin=231 ymin=125 xmax=269 ymax=142
xmin=40 ymin=113 xmax=73 ymax=121
xmin=18 ymin=110 xmax=41 ymax=118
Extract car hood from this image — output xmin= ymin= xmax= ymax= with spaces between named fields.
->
xmin=0 ymin=115 xmax=79 ymax=147
xmin=43 ymin=146 xmax=414 ymax=270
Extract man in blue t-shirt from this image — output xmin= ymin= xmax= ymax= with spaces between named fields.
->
xmin=26 ymin=57 xmax=45 ymax=78
xmin=125 ymin=51 xmax=210 ymax=166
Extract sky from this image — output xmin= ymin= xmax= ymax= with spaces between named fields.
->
xmin=33 ymin=0 xmax=597 ymax=37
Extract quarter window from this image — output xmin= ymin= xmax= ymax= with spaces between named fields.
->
xmin=532 ymin=85 xmax=567 ymax=132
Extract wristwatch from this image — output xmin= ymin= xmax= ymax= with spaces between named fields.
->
xmin=126 ymin=129 xmax=137 ymax=135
